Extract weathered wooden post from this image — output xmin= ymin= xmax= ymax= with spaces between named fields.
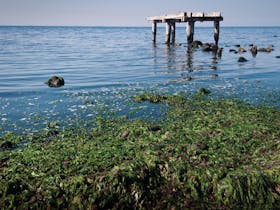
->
xmin=187 ymin=21 xmax=195 ymax=44
xmin=165 ymin=22 xmax=171 ymax=44
xmin=152 ymin=21 xmax=157 ymax=42
xmin=214 ymin=20 xmax=220 ymax=45
xmin=171 ymin=22 xmax=176 ymax=44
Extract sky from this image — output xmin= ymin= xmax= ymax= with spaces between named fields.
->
xmin=0 ymin=0 xmax=279 ymax=26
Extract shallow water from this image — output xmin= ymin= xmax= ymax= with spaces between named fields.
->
xmin=0 ymin=26 xmax=279 ymax=133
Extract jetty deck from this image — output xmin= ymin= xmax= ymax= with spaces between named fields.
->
xmin=146 ymin=12 xmax=223 ymax=45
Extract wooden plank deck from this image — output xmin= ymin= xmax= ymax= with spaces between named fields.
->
xmin=146 ymin=12 xmax=223 ymax=23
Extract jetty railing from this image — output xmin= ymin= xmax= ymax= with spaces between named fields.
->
xmin=146 ymin=12 xmax=223 ymax=45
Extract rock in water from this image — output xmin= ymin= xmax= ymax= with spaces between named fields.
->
xmin=46 ymin=76 xmax=65 ymax=87
xmin=238 ymin=57 xmax=248 ymax=62
xmin=238 ymin=47 xmax=247 ymax=53
xmin=191 ymin=40 xmax=203 ymax=48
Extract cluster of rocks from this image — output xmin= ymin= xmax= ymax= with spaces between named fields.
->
xmin=228 ymin=44 xmax=276 ymax=62
xmin=189 ymin=40 xmax=223 ymax=58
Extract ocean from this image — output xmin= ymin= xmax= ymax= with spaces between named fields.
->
xmin=0 ymin=26 xmax=279 ymax=133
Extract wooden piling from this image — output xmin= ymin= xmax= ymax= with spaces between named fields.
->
xmin=152 ymin=21 xmax=157 ymax=42
xmin=187 ymin=21 xmax=195 ymax=44
xmin=214 ymin=21 xmax=220 ymax=45
xmin=165 ymin=22 xmax=171 ymax=44
xmin=171 ymin=22 xmax=176 ymax=44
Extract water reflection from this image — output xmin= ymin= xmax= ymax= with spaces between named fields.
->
xmin=152 ymin=43 xmax=221 ymax=82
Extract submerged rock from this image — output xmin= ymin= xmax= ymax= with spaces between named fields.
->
xmin=46 ymin=76 xmax=65 ymax=88
xmin=211 ymin=74 xmax=219 ymax=79
xmin=238 ymin=57 xmax=248 ymax=62
xmin=229 ymin=49 xmax=238 ymax=53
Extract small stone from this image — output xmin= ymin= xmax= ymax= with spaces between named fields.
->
xmin=229 ymin=49 xmax=238 ymax=53
xmin=191 ymin=143 xmax=207 ymax=151
xmin=238 ymin=47 xmax=247 ymax=53
xmin=121 ymin=131 xmax=129 ymax=138
xmin=276 ymin=56 xmax=280 ymax=59
xmin=238 ymin=57 xmax=248 ymax=62
xmin=185 ymin=76 xmax=194 ymax=81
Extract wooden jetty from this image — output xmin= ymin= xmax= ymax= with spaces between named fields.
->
xmin=146 ymin=12 xmax=223 ymax=45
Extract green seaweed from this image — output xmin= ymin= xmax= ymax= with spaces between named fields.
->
xmin=0 ymin=92 xmax=279 ymax=209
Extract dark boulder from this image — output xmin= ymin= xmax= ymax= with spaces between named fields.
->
xmin=191 ymin=40 xmax=203 ymax=48
xmin=238 ymin=57 xmax=248 ymax=62
xmin=202 ymin=43 xmax=219 ymax=52
xmin=202 ymin=43 xmax=212 ymax=52
xmin=46 ymin=76 xmax=65 ymax=88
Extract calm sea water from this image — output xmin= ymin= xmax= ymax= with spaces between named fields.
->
xmin=0 ymin=26 xmax=279 ymax=133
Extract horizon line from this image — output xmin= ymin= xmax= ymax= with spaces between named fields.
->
xmin=0 ymin=24 xmax=280 ymax=28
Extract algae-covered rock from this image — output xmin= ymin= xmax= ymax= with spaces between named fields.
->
xmin=198 ymin=88 xmax=211 ymax=95
xmin=46 ymin=76 xmax=65 ymax=88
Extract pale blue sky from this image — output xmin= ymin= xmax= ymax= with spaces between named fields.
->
xmin=0 ymin=0 xmax=279 ymax=26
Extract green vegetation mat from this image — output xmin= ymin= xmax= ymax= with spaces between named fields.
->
xmin=1 ymin=92 xmax=279 ymax=209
